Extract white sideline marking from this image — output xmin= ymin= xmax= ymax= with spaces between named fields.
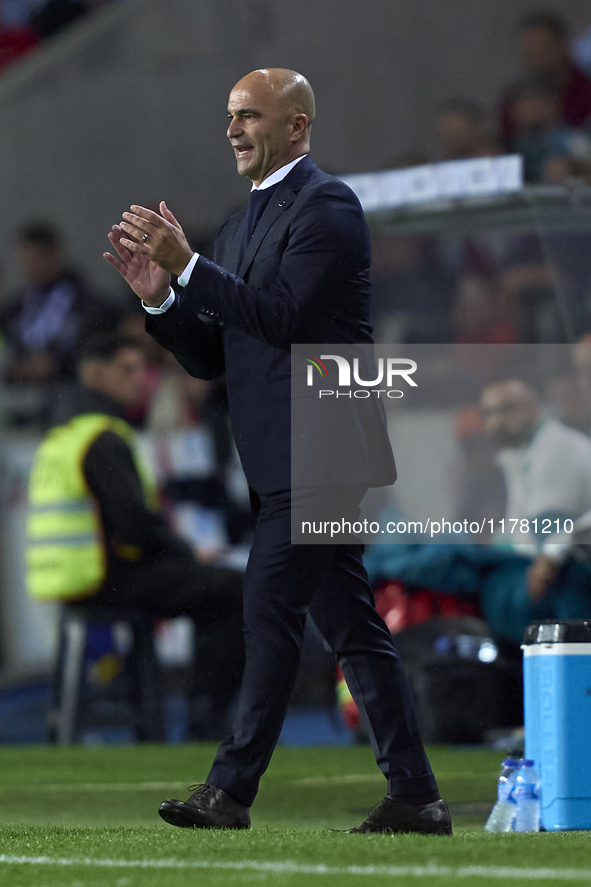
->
xmin=12 ymin=778 xmax=375 ymax=793
xmin=14 ymin=781 xmax=189 ymax=793
xmin=295 ymin=774 xmax=381 ymax=785
xmin=6 ymin=772 xmax=487 ymax=793
xmin=295 ymin=772 xmax=482 ymax=785
xmin=1 ymin=856 xmax=591 ymax=880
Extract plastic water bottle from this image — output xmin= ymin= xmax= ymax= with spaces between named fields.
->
xmin=514 ymin=759 xmax=541 ymax=832
xmin=484 ymin=758 xmax=519 ymax=832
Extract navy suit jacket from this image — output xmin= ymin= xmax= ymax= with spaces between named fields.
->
xmin=146 ymin=155 xmax=396 ymax=494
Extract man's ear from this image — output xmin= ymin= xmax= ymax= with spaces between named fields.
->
xmin=290 ymin=113 xmax=309 ymax=142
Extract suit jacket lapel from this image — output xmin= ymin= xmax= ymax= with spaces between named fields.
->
xmin=237 ymin=155 xmax=317 ymax=279
xmin=237 ymin=190 xmax=294 ymax=278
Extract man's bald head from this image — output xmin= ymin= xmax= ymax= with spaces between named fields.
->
xmin=227 ymin=68 xmax=315 ymax=185
xmin=236 ymin=68 xmax=316 ymax=128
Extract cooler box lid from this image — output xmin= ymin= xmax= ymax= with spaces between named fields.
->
xmin=523 ymin=620 xmax=591 ymax=645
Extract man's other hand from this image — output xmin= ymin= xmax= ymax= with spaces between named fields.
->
xmin=103 ymin=224 xmax=171 ymax=307
xmin=118 ymin=202 xmax=194 ymax=278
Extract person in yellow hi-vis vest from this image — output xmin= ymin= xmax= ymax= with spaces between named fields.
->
xmin=27 ymin=333 xmax=244 ymax=739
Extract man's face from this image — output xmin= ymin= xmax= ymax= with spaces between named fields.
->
xmin=436 ymin=111 xmax=478 ymax=158
xmin=520 ymin=27 xmax=564 ymax=72
xmin=480 ymin=381 xmax=540 ymax=447
xmin=226 ymin=78 xmax=300 ymax=185
xmin=93 ymin=348 xmax=147 ymax=407
xmin=20 ymin=243 xmax=63 ymax=286
xmin=513 ymin=94 xmax=558 ymax=130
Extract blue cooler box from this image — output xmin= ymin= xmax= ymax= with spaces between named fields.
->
xmin=523 ymin=620 xmax=591 ymax=831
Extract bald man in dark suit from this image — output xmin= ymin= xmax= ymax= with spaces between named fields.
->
xmin=104 ymin=68 xmax=450 ymax=836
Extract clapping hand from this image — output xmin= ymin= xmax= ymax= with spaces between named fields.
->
xmin=103 ymin=201 xmax=194 ymax=307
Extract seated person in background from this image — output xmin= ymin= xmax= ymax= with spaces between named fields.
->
xmin=0 ymin=221 xmax=115 ymax=387
xmin=499 ymin=234 xmax=574 ymax=344
xmin=370 ymin=234 xmax=454 ymax=343
xmin=116 ymin=298 xmax=171 ymax=427
xmin=434 ymin=99 xmax=499 ymax=162
xmin=147 ymin=368 xmax=253 ymax=557
xmin=364 ymin=534 xmax=591 ymax=646
xmin=480 ymin=377 xmax=591 ymax=545
xmin=499 ymin=11 xmax=591 ymax=142
xmin=506 ymin=74 xmax=591 ymax=183
xmin=529 ymin=339 xmax=591 ymax=599
xmin=27 ymin=333 xmax=244 ymax=739
xmin=364 ymin=376 xmax=591 ymax=644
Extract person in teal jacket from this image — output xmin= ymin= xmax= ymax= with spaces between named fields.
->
xmin=365 ymin=533 xmax=591 ymax=643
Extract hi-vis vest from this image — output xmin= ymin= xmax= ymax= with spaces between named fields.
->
xmin=27 ymin=413 xmax=158 ymax=601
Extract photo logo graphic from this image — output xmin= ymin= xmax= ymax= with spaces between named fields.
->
xmin=304 ymin=355 xmax=329 ymax=378
xmin=304 ymin=353 xmax=418 ymax=398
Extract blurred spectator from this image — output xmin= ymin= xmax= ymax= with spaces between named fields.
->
xmin=364 ymin=536 xmax=591 ymax=645
xmin=0 ymin=221 xmax=116 ymax=387
xmin=27 ymin=333 xmax=245 ymax=739
xmin=0 ymin=6 xmax=38 ymax=71
xmin=499 ymin=236 xmax=563 ymax=342
xmin=451 ymin=405 xmax=506 ymax=532
xmin=116 ymin=295 xmax=250 ymax=543
xmin=507 ymin=74 xmax=591 ymax=183
xmin=529 ymin=338 xmax=591 ymax=598
xmin=499 ymin=11 xmax=591 ymax=142
xmin=499 ymin=220 xmax=591 ymax=343
xmin=371 ymin=235 xmax=454 ymax=343
xmin=481 ymin=374 xmax=591 ymax=615
xmin=361 ymin=376 xmax=591 ymax=643
xmin=147 ymin=367 xmax=253 ymax=555
xmin=116 ymin=299 xmax=170 ymax=426
xmin=434 ymin=99 xmax=500 ymax=161
xmin=480 ymin=377 xmax=591 ymax=544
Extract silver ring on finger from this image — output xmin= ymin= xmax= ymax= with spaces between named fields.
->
xmin=141 ymin=233 xmax=149 ymax=243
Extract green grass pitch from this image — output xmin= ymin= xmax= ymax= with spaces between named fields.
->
xmin=0 ymin=743 xmax=590 ymax=886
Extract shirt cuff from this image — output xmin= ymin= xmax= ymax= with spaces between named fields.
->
xmin=142 ymin=289 xmax=176 ymax=314
xmin=178 ymin=252 xmax=200 ymax=287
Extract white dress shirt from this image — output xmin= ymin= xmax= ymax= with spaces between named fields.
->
xmin=143 ymin=154 xmax=308 ymax=315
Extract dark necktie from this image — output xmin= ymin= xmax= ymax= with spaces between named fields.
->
xmin=237 ymin=183 xmax=280 ymax=268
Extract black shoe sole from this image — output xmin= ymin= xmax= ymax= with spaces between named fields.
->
xmin=158 ymin=801 xmax=205 ymax=829
xmin=158 ymin=800 xmax=250 ymax=830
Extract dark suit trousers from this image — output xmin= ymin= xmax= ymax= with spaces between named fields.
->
xmin=207 ymin=487 xmax=438 ymax=807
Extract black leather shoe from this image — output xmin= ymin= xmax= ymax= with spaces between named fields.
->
xmin=348 ymin=796 xmax=452 ymax=835
xmin=158 ymin=783 xmax=251 ymax=829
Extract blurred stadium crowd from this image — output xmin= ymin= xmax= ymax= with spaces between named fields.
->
xmin=2 ymin=5 xmax=591 ymax=744
xmin=0 ymin=0 xmax=117 ymax=71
